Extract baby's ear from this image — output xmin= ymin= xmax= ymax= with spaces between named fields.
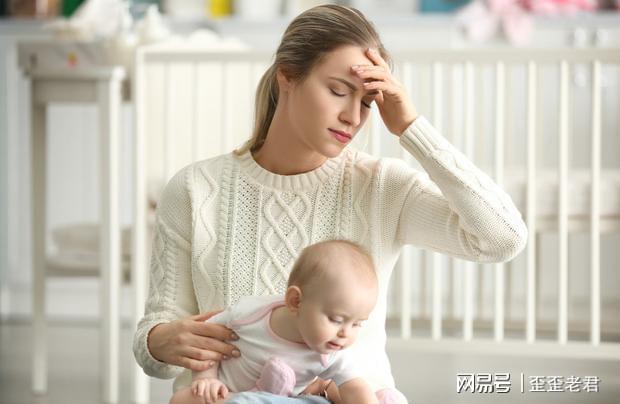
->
xmin=285 ymin=286 xmax=302 ymax=314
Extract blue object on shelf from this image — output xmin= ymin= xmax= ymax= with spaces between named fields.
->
xmin=420 ymin=0 xmax=470 ymax=12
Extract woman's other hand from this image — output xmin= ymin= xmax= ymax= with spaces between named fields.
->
xmin=352 ymin=48 xmax=418 ymax=136
xmin=147 ymin=311 xmax=240 ymax=371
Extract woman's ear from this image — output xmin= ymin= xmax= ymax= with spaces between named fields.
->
xmin=285 ymin=286 xmax=303 ymax=315
xmin=276 ymin=67 xmax=293 ymax=92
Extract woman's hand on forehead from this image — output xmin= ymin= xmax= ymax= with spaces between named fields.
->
xmin=350 ymin=48 xmax=418 ymax=135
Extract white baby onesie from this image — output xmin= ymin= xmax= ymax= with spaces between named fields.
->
xmin=206 ymin=295 xmax=362 ymax=396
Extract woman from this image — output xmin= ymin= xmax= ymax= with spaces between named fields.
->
xmin=133 ymin=5 xmax=527 ymax=404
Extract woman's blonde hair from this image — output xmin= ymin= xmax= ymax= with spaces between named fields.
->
xmin=234 ymin=4 xmax=392 ymax=156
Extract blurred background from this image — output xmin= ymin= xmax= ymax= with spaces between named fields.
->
xmin=1 ymin=1 xmax=620 ymax=403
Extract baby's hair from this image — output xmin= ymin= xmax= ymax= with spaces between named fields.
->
xmin=287 ymin=240 xmax=376 ymax=291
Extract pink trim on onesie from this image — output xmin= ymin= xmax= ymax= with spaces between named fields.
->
xmin=229 ymin=300 xmax=285 ymax=328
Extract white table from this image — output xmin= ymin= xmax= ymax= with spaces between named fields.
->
xmin=24 ymin=66 xmax=125 ymax=403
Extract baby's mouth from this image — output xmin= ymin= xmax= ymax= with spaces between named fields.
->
xmin=327 ymin=341 xmax=343 ymax=350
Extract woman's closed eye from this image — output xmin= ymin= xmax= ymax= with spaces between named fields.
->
xmin=330 ymin=88 xmax=372 ymax=109
xmin=330 ymin=88 xmax=345 ymax=98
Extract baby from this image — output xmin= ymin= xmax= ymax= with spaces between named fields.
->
xmin=170 ymin=239 xmax=380 ymax=404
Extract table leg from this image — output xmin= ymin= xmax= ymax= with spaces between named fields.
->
xmin=99 ymin=74 xmax=121 ymax=404
xmin=31 ymin=95 xmax=47 ymax=396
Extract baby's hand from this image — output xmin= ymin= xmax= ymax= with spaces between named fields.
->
xmin=191 ymin=378 xmax=229 ymax=403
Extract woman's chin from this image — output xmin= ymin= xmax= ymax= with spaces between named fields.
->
xmin=320 ymin=144 xmax=347 ymax=159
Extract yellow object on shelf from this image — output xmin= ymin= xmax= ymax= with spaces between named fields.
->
xmin=209 ymin=0 xmax=232 ymax=17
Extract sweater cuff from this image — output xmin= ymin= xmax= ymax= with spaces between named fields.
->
xmin=134 ymin=321 xmax=184 ymax=379
xmin=399 ymin=115 xmax=451 ymax=159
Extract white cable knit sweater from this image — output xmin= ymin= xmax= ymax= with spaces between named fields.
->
xmin=133 ymin=116 xmax=528 ymax=391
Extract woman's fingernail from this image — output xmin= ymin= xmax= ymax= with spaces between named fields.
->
xmin=230 ymin=332 xmax=239 ymax=340
xmin=207 ymin=360 xmax=214 ymax=367
xmin=232 ymin=349 xmax=241 ymax=357
xmin=222 ymin=355 xmax=229 ymax=360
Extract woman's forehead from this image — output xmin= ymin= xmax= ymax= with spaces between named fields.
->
xmin=315 ymin=45 xmax=374 ymax=74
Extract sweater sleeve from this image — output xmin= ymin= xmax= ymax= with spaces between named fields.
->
xmin=386 ymin=115 xmax=527 ymax=263
xmin=132 ymin=167 xmax=199 ymax=379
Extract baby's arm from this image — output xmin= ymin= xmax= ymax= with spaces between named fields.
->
xmin=337 ymin=378 xmax=379 ymax=404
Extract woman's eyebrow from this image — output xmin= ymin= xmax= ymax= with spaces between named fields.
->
xmin=328 ymin=76 xmax=379 ymax=96
xmin=330 ymin=76 xmax=358 ymax=91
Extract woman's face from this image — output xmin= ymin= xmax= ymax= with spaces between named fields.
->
xmin=279 ymin=45 xmax=379 ymax=159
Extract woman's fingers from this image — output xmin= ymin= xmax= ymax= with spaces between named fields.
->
xmin=365 ymin=47 xmax=390 ymax=69
xmin=192 ymin=320 xmax=239 ymax=342
xmin=350 ymin=48 xmax=418 ymax=135
xmin=147 ymin=315 xmax=242 ymax=373
xmin=186 ymin=333 xmax=240 ymax=359
xmin=191 ymin=310 xmax=223 ymax=322
xmin=181 ymin=357 xmax=215 ymax=372
xmin=185 ymin=344 xmax=225 ymax=362
xmin=353 ymin=66 xmax=402 ymax=98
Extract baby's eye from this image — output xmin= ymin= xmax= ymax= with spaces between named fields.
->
xmin=329 ymin=317 xmax=343 ymax=324
xmin=353 ymin=321 xmax=365 ymax=328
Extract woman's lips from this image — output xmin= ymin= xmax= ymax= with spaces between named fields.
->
xmin=329 ymin=129 xmax=352 ymax=144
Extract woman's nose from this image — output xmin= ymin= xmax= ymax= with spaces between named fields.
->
xmin=339 ymin=102 xmax=361 ymax=128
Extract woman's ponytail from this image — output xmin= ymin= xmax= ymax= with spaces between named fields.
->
xmin=234 ymin=64 xmax=278 ymax=155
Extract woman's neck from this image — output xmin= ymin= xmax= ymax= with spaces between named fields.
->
xmin=270 ymin=306 xmax=304 ymax=343
xmin=252 ymin=115 xmax=327 ymax=176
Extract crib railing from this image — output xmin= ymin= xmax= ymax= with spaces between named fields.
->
xmin=132 ymin=45 xmax=620 ymax=400
xmin=382 ymin=49 xmax=620 ymax=351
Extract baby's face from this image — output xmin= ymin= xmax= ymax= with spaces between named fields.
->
xmin=296 ymin=267 xmax=377 ymax=354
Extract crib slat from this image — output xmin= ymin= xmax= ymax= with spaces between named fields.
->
xmin=432 ymin=62 xmax=443 ymax=131
xmin=590 ymin=60 xmax=602 ymax=346
xmin=222 ymin=62 xmax=233 ymax=153
xmin=526 ymin=61 xmax=538 ymax=343
xmin=494 ymin=62 xmax=506 ymax=342
xmin=132 ymin=49 xmax=150 ymax=403
xmin=558 ymin=61 xmax=569 ymax=345
xmin=164 ymin=63 xmax=175 ymax=180
xmin=432 ymin=254 xmax=442 ymax=340
xmin=400 ymin=245 xmax=413 ymax=339
xmin=191 ymin=62 xmax=199 ymax=162
xmin=431 ymin=62 xmax=443 ymax=340
xmin=463 ymin=61 xmax=474 ymax=341
xmin=450 ymin=65 xmax=462 ymax=322
xmin=400 ymin=62 xmax=414 ymax=340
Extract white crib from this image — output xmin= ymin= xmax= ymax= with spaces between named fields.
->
xmin=132 ymin=45 xmax=620 ymax=403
